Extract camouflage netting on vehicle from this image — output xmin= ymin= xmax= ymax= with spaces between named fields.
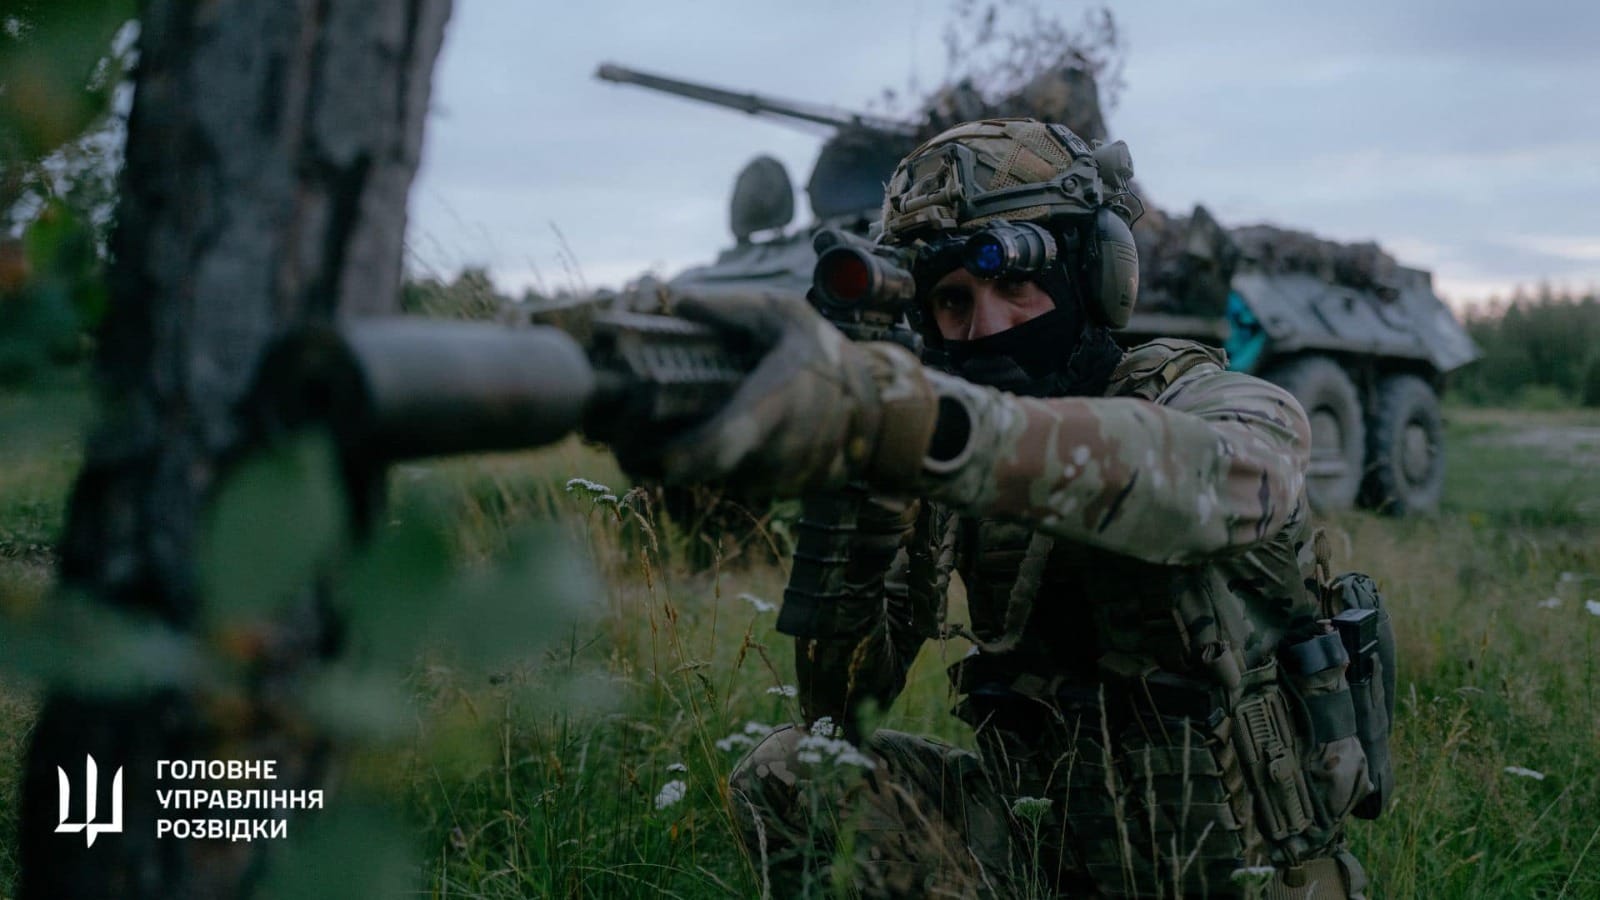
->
xmin=1132 ymin=211 xmax=1409 ymax=316
xmin=1131 ymin=204 xmax=1237 ymax=317
xmin=931 ymin=63 xmax=1110 ymax=146
xmin=1231 ymin=225 xmax=1403 ymax=298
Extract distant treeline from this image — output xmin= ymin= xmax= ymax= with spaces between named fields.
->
xmin=1452 ymin=288 xmax=1600 ymax=408
xmin=400 ymin=266 xmax=509 ymax=320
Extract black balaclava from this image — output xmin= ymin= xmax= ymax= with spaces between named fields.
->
xmin=917 ymin=228 xmax=1125 ymax=398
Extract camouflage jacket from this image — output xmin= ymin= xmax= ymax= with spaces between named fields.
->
xmin=796 ymin=338 xmax=1320 ymax=737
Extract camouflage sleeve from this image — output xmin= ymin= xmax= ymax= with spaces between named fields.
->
xmin=919 ymin=363 xmax=1311 ymax=565
xmin=795 ymin=495 xmax=933 ymax=741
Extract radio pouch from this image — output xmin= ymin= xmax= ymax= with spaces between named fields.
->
xmin=1324 ymin=572 xmax=1396 ymax=819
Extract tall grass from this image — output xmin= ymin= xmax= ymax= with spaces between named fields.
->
xmin=3 ymin=399 xmax=1599 ymax=898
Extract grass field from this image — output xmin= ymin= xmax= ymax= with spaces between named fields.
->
xmin=2 ymin=389 xmax=1599 ymax=898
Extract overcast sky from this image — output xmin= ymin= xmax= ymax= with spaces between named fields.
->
xmin=407 ymin=1 xmax=1600 ymax=311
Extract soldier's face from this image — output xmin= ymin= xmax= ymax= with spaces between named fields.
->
xmin=928 ymin=267 xmax=1055 ymax=342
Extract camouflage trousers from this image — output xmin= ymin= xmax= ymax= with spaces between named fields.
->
xmin=728 ymin=725 xmax=1367 ymax=899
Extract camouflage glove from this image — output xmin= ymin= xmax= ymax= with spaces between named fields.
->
xmin=629 ymin=293 xmax=939 ymax=496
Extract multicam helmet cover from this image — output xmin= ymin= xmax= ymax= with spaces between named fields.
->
xmin=879 ymin=118 xmax=1130 ymax=243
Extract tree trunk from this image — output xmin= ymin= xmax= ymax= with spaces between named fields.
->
xmin=20 ymin=0 xmax=451 ymax=896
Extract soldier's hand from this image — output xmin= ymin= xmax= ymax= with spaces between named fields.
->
xmin=622 ymin=293 xmax=938 ymax=496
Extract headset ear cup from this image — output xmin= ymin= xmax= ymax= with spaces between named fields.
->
xmin=1093 ymin=208 xmax=1140 ymax=328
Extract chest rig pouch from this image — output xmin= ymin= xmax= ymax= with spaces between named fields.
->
xmin=1317 ymin=572 xmax=1396 ymax=819
xmin=1274 ymin=554 xmax=1397 ymax=836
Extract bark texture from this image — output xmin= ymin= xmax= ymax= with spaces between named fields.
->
xmin=20 ymin=0 xmax=451 ymax=896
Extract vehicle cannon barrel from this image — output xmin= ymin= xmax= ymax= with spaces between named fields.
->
xmin=595 ymin=62 xmax=917 ymax=136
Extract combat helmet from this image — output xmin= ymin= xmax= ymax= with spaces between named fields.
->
xmin=879 ymin=118 xmax=1142 ymax=328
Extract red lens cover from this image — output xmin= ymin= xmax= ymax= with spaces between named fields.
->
xmin=818 ymin=250 xmax=869 ymax=302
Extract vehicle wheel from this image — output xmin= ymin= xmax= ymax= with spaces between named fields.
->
xmin=1263 ymin=356 xmax=1365 ymax=512
xmin=1362 ymin=374 xmax=1444 ymax=515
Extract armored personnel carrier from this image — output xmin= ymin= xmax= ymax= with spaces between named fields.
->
xmin=597 ymin=63 xmax=1479 ymax=515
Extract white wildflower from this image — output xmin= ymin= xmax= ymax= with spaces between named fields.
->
xmin=715 ymin=734 xmax=756 ymax=752
xmin=739 ymin=592 xmax=777 ymax=613
xmin=1586 ymin=600 xmax=1600 ymax=617
xmin=795 ymin=733 xmax=877 ymax=770
xmin=1538 ymin=597 xmax=1562 ymax=609
xmin=1229 ymin=866 xmax=1277 ymax=888
xmin=834 ymin=747 xmax=876 ymax=769
xmin=1504 ymin=766 xmax=1546 ymax=781
xmin=654 ymin=779 xmax=687 ymax=810
xmin=1560 ymin=571 xmax=1578 ymax=583
xmin=743 ymin=721 xmax=773 ymax=735
xmin=766 ymin=685 xmax=798 ymax=697
xmin=564 ymin=477 xmax=613 ymax=496
xmin=666 ymin=762 xmax=687 ymax=773
xmin=1010 ymin=796 xmax=1052 ymax=821
xmin=810 ymin=716 xmax=837 ymax=738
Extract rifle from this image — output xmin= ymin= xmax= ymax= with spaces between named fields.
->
xmin=246 ymin=238 xmax=922 ymax=562
xmin=246 ymin=310 xmax=755 ymax=513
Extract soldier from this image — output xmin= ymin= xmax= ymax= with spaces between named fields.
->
xmin=629 ymin=119 xmax=1374 ymax=898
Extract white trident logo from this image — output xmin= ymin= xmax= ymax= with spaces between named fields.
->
xmin=56 ymin=755 xmax=124 ymax=847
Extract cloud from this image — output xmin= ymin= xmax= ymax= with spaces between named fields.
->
xmin=1505 ymin=236 xmax=1600 ymax=263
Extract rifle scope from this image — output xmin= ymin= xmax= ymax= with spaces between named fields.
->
xmin=812 ymin=245 xmax=916 ymax=314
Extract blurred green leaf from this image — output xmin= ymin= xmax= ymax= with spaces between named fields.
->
xmin=0 ymin=591 xmax=212 ymax=695
xmin=337 ymin=513 xmax=602 ymax=672
xmin=334 ymin=510 xmax=455 ymax=665
xmin=0 ymin=202 xmax=101 ymax=382
xmin=428 ymin=521 xmax=601 ymax=671
xmin=405 ymin=691 xmax=500 ymax=783
xmin=303 ymin=664 xmax=413 ymax=743
xmin=257 ymin=803 xmax=417 ymax=900
xmin=199 ymin=431 xmax=349 ymax=620
xmin=509 ymin=669 xmax=619 ymax=721
xmin=0 ymin=0 xmax=133 ymax=161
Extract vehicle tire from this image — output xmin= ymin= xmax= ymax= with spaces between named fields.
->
xmin=1263 ymin=356 xmax=1365 ymax=513
xmin=1361 ymin=374 xmax=1444 ymax=515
